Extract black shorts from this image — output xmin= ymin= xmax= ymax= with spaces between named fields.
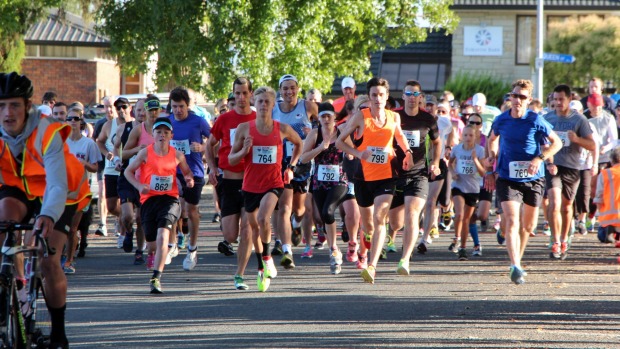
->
xmin=243 ymin=188 xmax=284 ymax=213
xmin=176 ymin=174 xmax=205 ymax=205
xmin=215 ymin=174 xmax=224 ymax=208
xmin=404 ymin=169 xmax=429 ymax=199
xmin=479 ymin=186 xmax=493 ymax=202
xmin=390 ymin=178 xmax=406 ymax=209
xmin=437 ymin=168 xmax=452 ymax=207
xmin=117 ymin=175 xmax=141 ymax=207
xmin=429 ymin=158 xmax=448 ymax=182
xmin=140 ymin=195 xmax=181 ymax=243
xmin=574 ymin=169 xmax=592 ymax=214
xmin=284 ymin=178 xmax=310 ymax=194
xmin=220 ymin=178 xmax=244 ymax=218
xmin=343 ymin=182 xmax=355 ymax=201
xmin=545 ymin=165 xmax=581 ymax=201
xmin=354 ymin=178 xmax=395 ymax=208
xmin=496 ymin=177 xmax=545 ymax=207
xmin=104 ymin=175 xmax=119 ymax=199
xmin=0 ymin=185 xmax=77 ymax=235
xmin=451 ymin=188 xmax=479 ymax=207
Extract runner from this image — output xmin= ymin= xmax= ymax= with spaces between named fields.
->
xmin=228 ymin=86 xmax=302 ymax=292
xmin=124 ymin=117 xmax=194 ymax=293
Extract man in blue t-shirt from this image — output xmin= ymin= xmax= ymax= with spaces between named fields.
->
xmin=168 ymin=87 xmax=211 ymax=271
xmin=485 ymin=79 xmax=562 ymax=285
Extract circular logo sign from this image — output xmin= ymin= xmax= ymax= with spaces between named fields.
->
xmin=475 ymin=29 xmax=492 ymax=46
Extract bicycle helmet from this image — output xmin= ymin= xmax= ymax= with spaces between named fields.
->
xmin=0 ymin=72 xmax=34 ymax=100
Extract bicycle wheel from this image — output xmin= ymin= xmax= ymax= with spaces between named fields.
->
xmin=26 ymin=279 xmax=49 ymax=349
xmin=0 ymin=283 xmax=27 ymax=349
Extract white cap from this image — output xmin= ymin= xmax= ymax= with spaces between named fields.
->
xmin=569 ymin=100 xmax=583 ymax=111
xmin=472 ymin=93 xmax=487 ymax=107
xmin=341 ymin=77 xmax=355 ymax=90
xmin=38 ymin=105 xmax=52 ymax=116
xmin=278 ymin=74 xmax=298 ymax=87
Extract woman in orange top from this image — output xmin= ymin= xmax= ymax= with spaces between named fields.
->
xmin=336 ymin=77 xmax=413 ymax=284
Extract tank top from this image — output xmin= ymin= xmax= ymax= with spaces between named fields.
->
xmin=242 ymin=120 xmax=284 ymax=193
xmin=358 ymin=108 xmax=397 ymax=181
xmin=103 ymin=118 xmax=120 ymax=176
xmin=139 ymin=122 xmax=155 ymax=147
xmin=272 ymin=100 xmax=310 ymax=159
xmin=119 ymin=121 xmax=135 ymax=173
xmin=311 ymin=125 xmax=347 ymax=191
xmin=139 ymin=145 xmax=179 ymax=203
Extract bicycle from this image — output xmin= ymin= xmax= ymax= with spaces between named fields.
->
xmin=0 ymin=221 xmax=54 ymax=349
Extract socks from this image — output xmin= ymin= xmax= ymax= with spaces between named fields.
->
xmin=48 ymin=304 xmax=67 ymax=344
xmin=152 ymin=270 xmax=161 ymax=279
xmin=262 ymin=242 xmax=271 ymax=257
xmin=282 ymin=243 xmax=292 ymax=254
xmin=469 ymin=223 xmax=480 ymax=246
xmin=256 ymin=252 xmax=263 ymax=270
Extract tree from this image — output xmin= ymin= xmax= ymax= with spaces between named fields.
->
xmin=544 ymin=15 xmax=620 ymax=94
xmin=0 ymin=0 xmax=61 ymax=72
xmin=96 ymin=0 xmax=458 ymax=98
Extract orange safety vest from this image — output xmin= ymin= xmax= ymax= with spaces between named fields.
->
xmin=598 ymin=165 xmax=620 ymax=227
xmin=0 ymin=116 xmax=91 ymax=210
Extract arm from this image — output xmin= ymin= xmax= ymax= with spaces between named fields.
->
xmin=122 ymin=126 xmax=144 ymax=160
xmin=205 ymin=134 xmax=220 ymax=185
xmin=299 ymin=129 xmax=323 ymax=164
xmin=306 ymin=99 xmax=319 ymax=123
xmin=484 ymin=130 xmax=499 ymax=191
xmin=281 ymin=123 xmax=303 ymax=184
xmin=96 ymin=121 xmax=112 ymax=159
xmin=568 ymin=131 xmax=596 ymax=151
xmin=392 ymin=113 xmax=413 ymax=170
xmin=36 ymin=135 xmax=69 ymax=237
xmin=602 ymin=116 xmax=618 ymax=154
xmin=112 ymin=126 xmax=125 ymax=170
xmin=176 ymin=150 xmax=195 ymax=188
xmin=472 ymin=147 xmax=486 ymax=177
xmin=124 ymin=148 xmax=148 ymax=194
xmin=429 ymin=136 xmax=442 ymax=178
xmin=448 ymin=154 xmax=458 ymax=180
xmin=228 ymin=123 xmax=251 ymax=166
xmin=336 ymin=112 xmax=365 ymax=159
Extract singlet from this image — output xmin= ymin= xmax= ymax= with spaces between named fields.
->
xmin=119 ymin=121 xmax=136 ymax=174
xmin=242 ymin=120 xmax=284 ymax=193
xmin=357 ymin=108 xmax=397 ymax=181
xmin=394 ymin=108 xmax=438 ymax=173
xmin=138 ymin=145 xmax=179 ymax=203
xmin=138 ymin=122 xmax=154 ymax=147
xmin=103 ymin=118 xmax=120 ymax=176
xmin=211 ymin=109 xmax=256 ymax=172
xmin=311 ymin=125 xmax=347 ymax=191
xmin=272 ymin=100 xmax=311 ymax=159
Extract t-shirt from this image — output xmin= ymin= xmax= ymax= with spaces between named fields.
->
xmin=586 ymin=110 xmax=618 ymax=164
xmin=491 ymin=110 xmax=553 ymax=182
xmin=394 ymin=108 xmax=438 ymax=173
xmin=450 ymin=143 xmax=485 ymax=193
xmin=436 ymin=115 xmax=452 ymax=159
xmin=67 ymin=136 xmax=102 ymax=165
xmin=92 ymin=117 xmax=107 ymax=171
xmin=544 ymin=110 xmax=593 ymax=169
xmin=210 ymin=109 xmax=256 ymax=173
xmin=168 ymin=112 xmax=211 ymax=177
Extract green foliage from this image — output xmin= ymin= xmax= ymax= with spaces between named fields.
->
xmin=0 ymin=0 xmax=61 ymax=72
xmin=96 ymin=0 xmax=459 ymax=98
xmin=443 ymin=71 xmax=512 ymax=108
xmin=544 ymin=15 xmax=620 ymax=93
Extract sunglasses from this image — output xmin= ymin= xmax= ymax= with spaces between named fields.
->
xmin=404 ymin=91 xmax=422 ymax=97
xmin=359 ymin=106 xmax=369 ymax=111
xmin=510 ymin=93 xmax=529 ymax=100
xmin=67 ymin=116 xmax=82 ymax=122
xmin=437 ymin=110 xmax=448 ymax=114
xmin=461 ymin=113 xmax=472 ymax=117
xmin=116 ymin=104 xmax=129 ymax=110
xmin=469 ymin=121 xmax=482 ymax=125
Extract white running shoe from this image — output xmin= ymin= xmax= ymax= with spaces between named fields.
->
xmin=117 ymin=234 xmax=124 ymax=249
xmin=165 ymin=245 xmax=179 ymax=265
xmin=183 ymin=249 xmax=198 ymax=271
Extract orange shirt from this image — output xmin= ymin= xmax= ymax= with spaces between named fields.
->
xmin=357 ymin=108 xmax=397 ymax=181
xmin=139 ymin=145 xmax=179 ymax=203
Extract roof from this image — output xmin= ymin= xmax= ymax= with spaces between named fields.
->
xmin=452 ymin=0 xmax=620 ymax=10
xmin=25 ymin=8 xmax=109 ymax=47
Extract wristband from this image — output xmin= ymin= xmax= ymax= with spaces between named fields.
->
xmin=485 ymin=171 xmax=494 ymax=176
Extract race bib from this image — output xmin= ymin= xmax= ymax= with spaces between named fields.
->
xmin=229 ymin=129 xmax=237 ymax=147
xmin=509 ymin=161 xmax=533 ymax=179
xmin=556 ymin=131 xmax=571 ymax=147
xmin=457 ymin=159 xmax=475 ymax=175
xmin=285 ymin=141 xmax=294 ymax=158
xmin=367 ymin=146 xmax=388 ymax=164
xmin=171 ymin=139 xmax=190 ymax=155
xmin=317 ymin=164 xmax=339 ymax=182
xmin=347 ymin=182 xmax=355 ymax=195
xmin=252 ymin=146 xmax=277 ymax=164
xmin=150 ymin=175 xmax=173 ymax=192
xmin=403 ymin=130 xmax=420 ymax=148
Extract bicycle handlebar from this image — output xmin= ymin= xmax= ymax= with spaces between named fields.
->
xmin=0 ymin=221 xmax=56 ymax=256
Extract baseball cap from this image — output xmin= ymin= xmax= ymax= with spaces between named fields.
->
xmin=449 ymin=99 xmax=460 ymax=109
xmin=472 ymin=93 xmax=487 ymax=107
xmin=114 ymin=97 xmax=130 ymax=107
xmin=145 ymin=99 xmax=161 ymax=111
xmin=153 ymin=117 xmax=173 ymax=131
xmin=278 ymin=74 xmax=298 ymax=87
xmin=341 ymin=77 xmax=355 ymax=90
xmin=227 ymin=93 xmax=235 ymax=101
xmin=587 ymin=93 xmax=604 ymax=107
xmin=425 ymin=95 xmax=438 ymax=105
xmin=317 ymin=102 xmax=335 ymax=117
xmin=68 ymin=101 xmax=84 ymax=112
xmin=569 ymin=100 xmax=584 ymax=111
xmin=37 ymin=105 xmax=52 ymax=116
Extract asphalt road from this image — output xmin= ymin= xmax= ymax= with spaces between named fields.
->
xmin=66 ymin=186 xmax=620 ymax=349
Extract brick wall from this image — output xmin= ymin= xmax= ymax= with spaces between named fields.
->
xmin=21 ymin=58 xmax=121 ymax=106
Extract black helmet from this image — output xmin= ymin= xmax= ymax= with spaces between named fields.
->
xmin=0 ymin=72 xmax=34 ymax=100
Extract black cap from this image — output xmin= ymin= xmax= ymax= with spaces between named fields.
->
xmin=114 ymin=97 xmax=130 ymax=107
xmin=227 ymin=93 xmax=235 ymax=101
xmin=317 ymin=102 xmax=335 ymax=116
xmin=153 ymin=117 xmax=173 ymax=131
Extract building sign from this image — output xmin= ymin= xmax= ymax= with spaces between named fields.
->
xmin=463 ymin=26 xmax=503 ymax=56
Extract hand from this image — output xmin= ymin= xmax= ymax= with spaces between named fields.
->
xmin=486 ymin=156 xmax=496 ymax=168
xmin=567 ymin=130 xmax=578 ymax=143
xmin=484 ymin=172 xmax=496 ymax=191
xmin=347 ymin=153 xmax=354 ymax=160
xmin=429 ymin=163 xmax=441 ymax=180
xmin=208 ymin=171 xmax=218 ymax=186
xmin=140 ymin=184 xmax=150 ymax=195
xmin=590 ymin=166 xmax=599 ymax=177
xmin=106 ymin=152 xmax=114 ymax=161
xmin=452 ymin=174 xmax=459 ymax=181
xmin=283 ymin=168 xmax=294 ymax=184
xmin=243 ymin=136 xmax=253 ymax=153
xmin=190 ymin=142 xmax=203 ymax=152
xmin=185 ymin=176 xmax=195 ymax=188
xmin=529 ymin=157 xmax=543 ymax=176
xmin=471 ymin=149 xmax=478 ymax=159
xmin=402 ymin=152 xmax=413 ymax=171
xmin=546 ymin=163 xmax=558 ymax=175
xmin=33 ymin=215 xmax=55 ymax=240
xmin=359 ymin=149 xmax=371 ymax=161
xmin=321 ymin=140 xmax=330 ymax=150
xmin=114 ymin=161 xmax=123 ymax=172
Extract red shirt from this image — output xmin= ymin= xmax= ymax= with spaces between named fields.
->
xmin=242 ymin=120 xmax=284 ymax=193
xmin=211 ymin=110 xmax=256 ymax=172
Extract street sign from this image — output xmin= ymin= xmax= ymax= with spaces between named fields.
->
xmin=543 ymin=52 xmax=576 ymax=64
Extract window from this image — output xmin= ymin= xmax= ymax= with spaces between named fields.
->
xmin=516 ymin=15 xmax=536 ymax=65
xmin=379 ymin=62 xmax=448 ymax=92
xmin=25 ymin=45 xmax=38 ymax=57
xmin=122 ymin=73 xmax=142 ymax=94
xmin=39 ymin=45 xmax=77 ymax=58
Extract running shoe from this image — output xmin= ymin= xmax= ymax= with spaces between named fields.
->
xmin=341 ymin=225 xmax=349 ymax=243
xmin=134 ymin=250 xmax=145 ymax=265
xmin=165 ymin=244 xmax=178 ymax=265
xmin=472 ymin=245 xmax=482 ymax=257
xmin=356 ymin=252 xmax=368 ymax=269
xmin=480 ymin=220 xmax=488 ymax=232
xmin=429 ymin=226 xmax=439 ymax=239
xmin=457 ymin=248 xmax=468 ymax=261
xmin=330 ymin=249 xmax=343 ymax=275
xmin=492 ymin=221 xmax=501 ymax=233
xmin=560 ymin=241 xmax=569 ymax=260
xmin=417 ymin=242 xmax=427 ymax=254
xmin=586 ymin=215 xmax=596 ymax=234
xmin=271 ymin=240 xmax=284 ymax=256
xmin=183 ymin=248 xmax=198 ymax=271
xmin=291 ymin=216 xmax=302 ymax=246
xmin=122 ymin=231 xmax=134 ymax=253
xmin=257 ymin=270 xmax=270 ymax=292
xmin=218 ymin=240 xmax=235 ymax=256
xmin=448 ymin=238 xmax=460 ymax=253
xmin=150 ymin=277 xmax=163 ymax=294
xmin=117 ymin=234 xmax=124 ymax=249
xmin=301 ymin=246 xmax=313 ymax=259
xmin=63 ymin=262 xmax=76 ymax=275
xmin=77 ymin=248 xmax=86 ymax=258
xmin=60 ymin=255 xmax=67 ymax=269
xmin=263 ymin=257 xmax=278 ymax=278
xmin=49 ymin=342 xmax=69 ymax=349
xmin=386 ymin=235 xmax=397 ymax=253
xmin=496 ymin=228 xmax=505 ymax=245
xmin=94 ymin=223 xmax=108 ymax=237
xmin=379 ymin=248 xmax=387 ymax=260
xmin=510 ymin=266 xmax=525 ymax=285
xmin=529 ymin=230 xmax=536 ymax=237
xmin=280 ymin=253 xmax=295 ymax=269
xmin=346 ymin=242 xmax=358 ymax=263
xmin=577 ymin=220 xmax=587 ymax=235
xmin=362 ymin=232 xmax=372 ymax=249
xmin=315 ymin=233 xmax=327 ymax=250
xmin=440 ymin=211 xmax=454 ymax=231
xmin=396 ymin=259 xmax=410 ymax=276
xmin=234 ymin=275 xmax=249 ymax=290
xmin=541 ymin=221 xmax=551 ymax=236
xmin=361 ymin=265 xmax=376 ymax=284
xmin=177 ymin=233 xmax=187 ymax=249
xmin=146 ymin=254 xmax=155 ymax=271
xmin=550 ymin=243 xmax=561 ymax=259
xmin=212 ymin=213 xmax=221 ymax=223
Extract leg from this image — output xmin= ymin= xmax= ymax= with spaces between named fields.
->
xmin=368 ymin=194 xmax=393 ymax=268
xmin=401 ymin=196 xmax=425 ymax=261
xmin=501 ymin=200 xmax=523 ymax=267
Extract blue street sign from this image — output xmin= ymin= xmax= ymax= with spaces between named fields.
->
xmin=543 ymin=53 xmax=576 ymax=64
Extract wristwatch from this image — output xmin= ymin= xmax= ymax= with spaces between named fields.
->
xmin=537 ymin=153 xmax=545 ymax=161
xmin=287 ymin=164 xmax=296 ymax=172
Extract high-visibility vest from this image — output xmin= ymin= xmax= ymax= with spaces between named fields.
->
xmin=0 ymin=115 xmax=91 ymax=210
xmin=598 ymin=165 xmax=620 ymax=227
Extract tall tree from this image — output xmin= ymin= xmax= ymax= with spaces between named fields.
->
xmin=97 ymin=0 xmax=458 ymax=97
xmin=0 ymin=0 xmax=61 ymax=72
xmin=544 ymin=15 xmax=620 ymax=93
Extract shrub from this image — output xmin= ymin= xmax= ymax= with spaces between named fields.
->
xmin=442 ymin=71 xmax=512 ymax=108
